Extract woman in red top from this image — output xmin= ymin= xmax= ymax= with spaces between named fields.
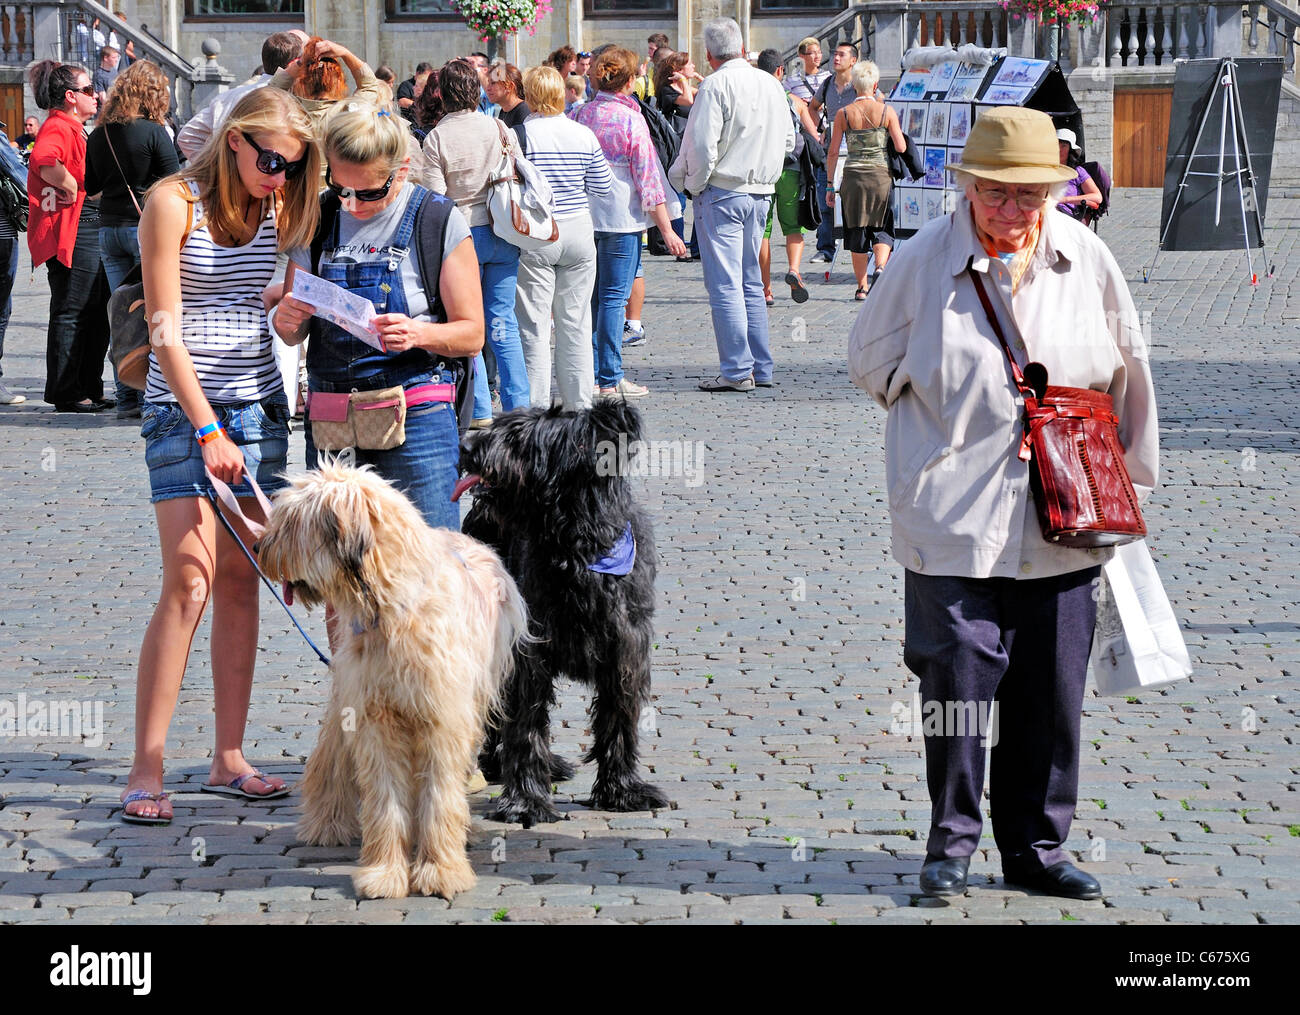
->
xmin=27 ymin=60 xmax=113 ymax=413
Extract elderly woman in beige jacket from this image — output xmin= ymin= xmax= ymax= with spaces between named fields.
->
xmin=848 ymin=107 xmax=1158 ymax=902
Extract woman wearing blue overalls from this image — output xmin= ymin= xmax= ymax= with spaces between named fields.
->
xmin=271 ymin=101 xmax=484 ymax=532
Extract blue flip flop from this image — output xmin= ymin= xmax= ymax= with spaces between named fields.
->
xmin=200 ymin=771 xmax=291 ymax=800
xmin=120 ymin=789 xmax=172 ymax=825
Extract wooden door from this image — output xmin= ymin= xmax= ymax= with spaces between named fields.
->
xmin=0 ymin=84 xmax=23 ymax=139
xmin=1113 ymin=87 xmax=1172 ymax=187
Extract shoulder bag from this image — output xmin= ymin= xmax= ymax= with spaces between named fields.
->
xmin=108 ymin=190 xmax=193 ymax=391
xmin=969 ymin=268 xmax=1147 ymax=548
xmin=486 ymin=118 xmax=559 ymax=251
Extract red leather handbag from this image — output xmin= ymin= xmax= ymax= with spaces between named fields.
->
xmin=970 ymin=270 xmax=1146 ymax=548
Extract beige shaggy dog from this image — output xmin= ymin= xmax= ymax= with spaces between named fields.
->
xmin=258 ymin=464 xmax=527 ymax=900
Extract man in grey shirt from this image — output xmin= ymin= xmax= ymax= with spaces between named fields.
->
xmin=807 ymin=42 xmax=859 ymax=264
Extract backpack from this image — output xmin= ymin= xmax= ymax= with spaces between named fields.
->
xmin=0 ymin=172 xmax=26 ymax=232
xmin=311 ymin=188 xmax=475 ymax=435
xmin=635 ymin=93 xmax=680 ymax=174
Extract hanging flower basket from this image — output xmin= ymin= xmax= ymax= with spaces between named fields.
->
xmin=999 ymin=0 xmax=1106 ymax=28
xmin=453 ymin=0 xmax=554 ymax=45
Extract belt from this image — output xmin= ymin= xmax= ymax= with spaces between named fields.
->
xmin=307 ymin=382 xmax=454 ymax=413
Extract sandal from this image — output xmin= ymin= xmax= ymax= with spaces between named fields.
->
xmin=120 ymin=789 xmax=173 ymax=825
xmin=201 ymin=771 xmax=291 ymax=800
xmin=764 ymin=290 xmax=775 ymax=307
xmin=854 ymin=287 xmax=867 ymax=301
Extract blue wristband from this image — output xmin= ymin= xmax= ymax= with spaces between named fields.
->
xmin=195 ymin=421 xmax=223 ymax=444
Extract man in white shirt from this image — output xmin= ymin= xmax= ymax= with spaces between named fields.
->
xmin=176 ymin=30 xmax=307 ymax=160
xmin=669 ymin=18 xmax=794 ymax=393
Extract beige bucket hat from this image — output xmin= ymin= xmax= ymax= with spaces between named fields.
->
xmin=949 ymin=106 xmax=1077 ymax=184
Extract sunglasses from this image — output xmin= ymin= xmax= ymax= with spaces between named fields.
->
xmin=325 ymin=166 xmax=396 ymax=202
xmin=579 ymin=51 xmax=591 ymax=58
xmin=241 ymin=132 xmax=308 ymax=179
xmin=70 ymin=84 xmax=95 ymax=97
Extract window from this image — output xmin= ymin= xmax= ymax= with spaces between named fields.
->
xmin=185 ymin=0 xmax=304 ymax=18
xmin=584 ymin=0 xmax=677 ymax=18
xmin=753 ymin=0 xmax=841 ymax=14
xmin=386 ymin=0 xmax=459 ymax=19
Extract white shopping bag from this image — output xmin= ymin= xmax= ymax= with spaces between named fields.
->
xmin=1091 ymin=540 xmax=1193 ymax=696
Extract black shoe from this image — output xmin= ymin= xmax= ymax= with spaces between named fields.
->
xmin=1004 ymin=861 xmax=1102 ymax=900
xmin=116 ymin=404 xmax=142 ymax=420
xmin=91 ymin=397 xmax=116 ymax=411
xmin=54 ymin=401 xmax=103 ymax=414
xmin=919 ymin=855 xmax=970 ymax=897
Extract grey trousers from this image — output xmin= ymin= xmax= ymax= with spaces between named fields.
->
xmin=515 ymin=210 xmax=597 ymax=412
xmin=902 ymin=565 xmax=1101 ymax=873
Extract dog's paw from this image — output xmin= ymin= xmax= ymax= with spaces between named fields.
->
xmin=549 ymin=755 xmax=577 ymax=782
xmin=589 ymin=780 xmax=671 ymax=813
xmin=411 ymin=858 xmax=476 ymax=899
xmin=488 ymin=793 xmax=564 ymax=828
xmin=297 ymin=813 xmax=359 ymax=847
xmin=353 ymin=863 xmax=411 ymax=900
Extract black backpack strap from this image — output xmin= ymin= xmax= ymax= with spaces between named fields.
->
xmin=310 ymin=190 xmax=342 ymax=274
xmin=412 ymin=190 xmax=474 ymax=434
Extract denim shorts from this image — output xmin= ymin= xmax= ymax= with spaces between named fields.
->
xmin=141 ymin=394 xmax=291 ymax=504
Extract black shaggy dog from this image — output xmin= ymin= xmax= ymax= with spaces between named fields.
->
xmin=453 ymin=401 xmax=670 ymax=828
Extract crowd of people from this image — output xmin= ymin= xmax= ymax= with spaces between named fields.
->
xmin=8 ymin=23 xmax=1151 ymax=908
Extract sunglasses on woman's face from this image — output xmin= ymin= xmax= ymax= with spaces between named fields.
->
xmin=325 ymin=167 xmax=396 ymax=202
xmin=71 ymin=84 xmax=95 ymax=97
xmin=241 ymin=132 xmax=307 ymax=179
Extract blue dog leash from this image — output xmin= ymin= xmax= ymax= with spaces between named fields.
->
xmin=203 ymin=468 xmax=331 ymax=667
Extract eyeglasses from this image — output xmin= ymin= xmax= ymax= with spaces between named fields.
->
xmin=972 ymin=185 xmax=1050 ymax=211
xmin=325 ymin=166 xmax=396 ymax=202
xmin=241 ymin=132 xmax=307 ymax=179
xmin=71 ymin=85 xmax=95 ymax=97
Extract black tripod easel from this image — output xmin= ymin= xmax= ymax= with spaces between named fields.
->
xmin=1144 ymin=57 xmax=1273 ymax=286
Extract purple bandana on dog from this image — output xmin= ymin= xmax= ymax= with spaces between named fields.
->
xmin=588 ymin=524 xmax=636 ymax=575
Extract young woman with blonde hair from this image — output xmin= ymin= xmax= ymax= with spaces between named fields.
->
xmin=120 ymin=87 xmax=321 ymax=823
xmin=272 ymin=100 xmax=483 ymax=533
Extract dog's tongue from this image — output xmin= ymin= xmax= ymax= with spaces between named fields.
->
xmin=451 ymin=474 xmax=481 ymax=502
xmin=282 ymin=581 xmax=294 ymax=606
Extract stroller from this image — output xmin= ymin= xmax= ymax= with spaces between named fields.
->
xmin=1075 ymin=160 xmax=1112 ymax=232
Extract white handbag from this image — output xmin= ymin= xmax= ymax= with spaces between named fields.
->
xmin=1091 ymin=540 xmax=1193 ymax=696
xmin=487 ymin=119 xmax=559 ymax=251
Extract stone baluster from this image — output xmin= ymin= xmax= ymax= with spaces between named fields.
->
xmin=1247 ymin=3 xmax=1259 ymax=55
xmin=1178 ymin=5 xmax=1192 ymax=58
xmin=1111 ymin=6 xmax=1124 ymax=65
xmin=990 ymin=9 xmax=1002 ymax=48
xmin=1161 ymin=5 xmax=1175 ymax=63
xmin=1288 ymin=19 xmax=1297 ymax=74
xmin=1143 ymin=6 xmax=1156 ymax=65
xmin=1196 ymin=3 xmax=1209 ymax=57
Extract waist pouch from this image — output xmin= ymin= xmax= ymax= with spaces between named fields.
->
xmin=309 ymin=382 xmax=454 ymax=451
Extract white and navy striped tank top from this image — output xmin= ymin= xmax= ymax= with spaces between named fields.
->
xmin=144 ymin=181 xmax=282 ymax=405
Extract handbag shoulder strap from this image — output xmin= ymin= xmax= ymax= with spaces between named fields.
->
xmin=104 ymin=123 xmax=143 ymax=217
xmin=968 ymin=268 xmax=1030 ymax=396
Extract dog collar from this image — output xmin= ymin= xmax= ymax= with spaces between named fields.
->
xmin=588 ymin=524 xmax=636 ymax=576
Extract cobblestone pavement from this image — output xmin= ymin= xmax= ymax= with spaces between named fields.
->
xmin=1 ymin=189 xmax=1297 ymax=925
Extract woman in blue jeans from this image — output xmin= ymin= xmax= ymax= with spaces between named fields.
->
xmin=573 ymin=47 xmax=684 ymax=397
xmin=85 ymin=60 xmax=179 ymax=419
xmin=273 ymin=101 xmax=483 ymax=534
xmin=422 ymin=59 xmax=528 ymax=423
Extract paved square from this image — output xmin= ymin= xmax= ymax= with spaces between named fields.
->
xmin=1 ymin=189 xmax=1297 ymax=923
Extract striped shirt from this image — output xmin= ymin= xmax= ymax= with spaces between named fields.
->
xmin=145 ymin=182 xmax=282 ymax=405
xmin=519 ymin=113 xmax=613 ymax=220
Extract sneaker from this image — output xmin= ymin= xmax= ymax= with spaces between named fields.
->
xmin=0 ymin=383 xmax=25 ymax=404
xmin=598 ymin=378 xmax=649 ymax=398
xmin=622 ymin=322 xmax=646 ymax=348
xmin=809 ymin=251 xmax=832 ymax=264
xmin=698 ymin=373 xmax=754 ymax=393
